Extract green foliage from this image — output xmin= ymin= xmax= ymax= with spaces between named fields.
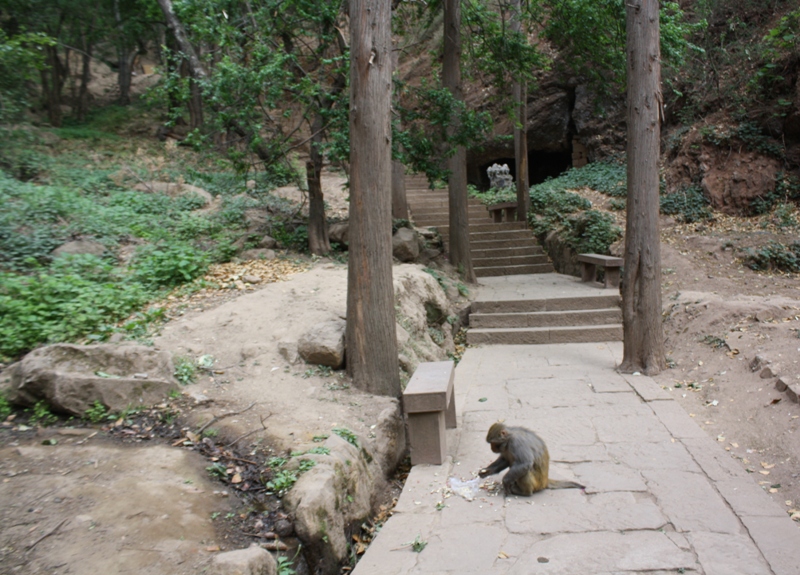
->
xmin=0 ymin=255 xmax=150 ymax=359
xmin=0 ymin=392 xmax=12 ymax=421
xmin=743 ymin=241 xmax=800 ymax=273
xmin=29 ymin=401 xmax=57 ymax=427
xmin=753 ymin=8 xmax=800 ymax=93
xmin=206 ymin=462 xmax=228 ymax=480
xmin=565 ymin=210 xmax=622 ymax=255
xmin=660 ymin=185 xmax=713 ymax=223
xmin=333 ymin=427 xmax=359 ymax=448
xmin=131 ymin=241 xmax=209 ymax=288
xmin=174 ymin=356 xmax=197 ymax=386
xmin=0 ymin=31 xmax=54 ymax=123
xmin=84 ymin=401 xmax=110 ymax=424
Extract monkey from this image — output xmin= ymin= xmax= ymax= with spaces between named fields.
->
xmin=478 ymin=422 xmax=584 ymax=496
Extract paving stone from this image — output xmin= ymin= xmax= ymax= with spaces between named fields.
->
xmin=642 ymin=469 xmax=743 ymax=534
xmin=622 ymin=373 xmax=672 ymax=401
xmin=505 ymin=490 xmax=666 ymax=534
xmin=506 ymin=378 xmax=593 ymax=407
xmin=607 ymin=440 xmax=701 ymax=472
xmin=716 ymin=479 xmax=788 ymax=518
xmin=738 ymin=515 xmax=800 ymax=575
xmin=593 ymin=413 xmax=673 ymax=443
xmin=415 ymin=524 xmax=507 ymax=573
xmin=555 ymin=443 xmax=610 ymax=463
xmin=681 ymin=436 xmax=750 ymax=481
xmin=648 ymin=400 xmax=709 ymax=439
xmin=460 ymin=410 xmax=512 ymax=432
xmin=589 ymin=374 xmax=633 ymax=393
xmin=689 ymin=531 xmax=773 ymax=575
xmin=506 ymin=531 xmax=697 ymax=575
xmin=437 ymin=492 xmax=505 ymax=528
xmin=462 ymin=385 xmax=511 ymax=411
xmin=571 ymin=461 xmax=648 ymax=492
xmin=350 ymin=512 xmax=436 ymax=575
xmin=393 ymin=462 xmax=451 ymax=514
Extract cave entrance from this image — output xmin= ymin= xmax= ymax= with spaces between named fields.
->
xmin=473 ymin=150 xmax=573 ymax=190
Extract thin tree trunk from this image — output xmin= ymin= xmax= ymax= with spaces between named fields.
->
xmin=307 ymin=112 xmax=331 ymax=255
xmin=77 ymin=26 xmax=93 ymax=121
xmin=42 ymin=46 xmax=62 ymax=127
xmin=443 ymin=0 xmax=476 ymax=282
xmin=620 ymin=0 xmax=665 ymax=376
xmin=392 ymin=161 xmax=409 ymax=220
xmin=511 ymin=0 xmax=529 ymax=220
xmin=346 ymin=0 xmax=400 ymax=396
xmin=157 ymin=0 xmax=205 ymax=129
xmin=117 ymin=47 xmax=137 ymax=106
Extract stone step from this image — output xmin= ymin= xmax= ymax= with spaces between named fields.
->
xmin=468 ymin=238 xmax=541 ymax=250
xmin=470 ymin=308 xmax=622 ymax=329
xmin=475 ymin=263 xmax=554 ymax=276
xmin=472 ymin=254 xmax=551 ymax=268
xmin=436 ymin=222 xmax=528 ymax=234
xmin=469 ymin=229 xmax=532 ymax=242
xmin=466 ymin=324 xmax=623 ymax=345
xmin=472 ymin=294 xmax=621 ymax=313
xmin=471 ymin=245 xmax=544 ymax=259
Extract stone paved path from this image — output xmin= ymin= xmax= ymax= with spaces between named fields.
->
xmin=354 ymin=340 xmax=800 ymax=574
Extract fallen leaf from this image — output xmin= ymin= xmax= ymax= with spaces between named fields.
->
xmin=759 ymin=470 xmax=771 ymax=476
xmin=761 ymin=462 xmax=775 ymax=469
xmin=231 ymin=473 xmax=242 ymax=484
xmin=206 ymin=545 xmax=220 ymax=552
xmin=497 ymin=551 xmax=509 ymax=559
xmin=478 ymin=397 xmax=488 ymax=402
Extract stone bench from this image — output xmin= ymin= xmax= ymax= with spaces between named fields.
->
xmin=487 ymin=202 xmax=518 ymax=223
xmin=402 ymin=361 xmax=457 ymax=465
xmin=577 ymin=253 xmax=623 ymax=289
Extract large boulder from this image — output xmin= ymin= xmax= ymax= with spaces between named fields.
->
xmin=392 ymin=227 xmax=421 ymax=262
xmin=206 ymin=544 xmax=277 ymax=575
xmin=298 ymin=319 xmax=346 ymax=369
xmin=284 ymin=402 xmax=403 ymax=574
xmin=51 ymin=240 xmax=107 ymax=259
xmin=7 ymin=343 xmax=179 ymax=416
xmin=328 ymin=221 xmax=349 ymax=246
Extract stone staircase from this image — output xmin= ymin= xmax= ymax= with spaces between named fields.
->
xmin=405 ymin=175 xmax=553 ymax=277
xmin=405 ymin=174 xmax=622 ymax=345
xmin=467 ymin=292 xmax=623 ymax=345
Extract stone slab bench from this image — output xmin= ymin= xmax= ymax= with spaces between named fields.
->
xmin=402 ymin=361 xmax=456 ymax=465
xmin=487 ymin=202 xmax=518 ymax=223
xmin=577 ymin=253 xmax=623 ymax=289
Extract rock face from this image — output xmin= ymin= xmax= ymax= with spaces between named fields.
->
xmin=51 ymin=240 xmax=107 ymax=258
xmin=298 ymin=319 xmax=346 ymax=369
xmin=392 ymin=227 xmax=421 ymax=262
xmin=7 ymin=344 xmax=179 ymax=416
xmin=328 ymin=221 xmax=349 ymax=246
xmin=207 ymin=544 xmax=277 ymax=575
xmin=284 ymin=402 xmax=405 ymax=574
xmin=393 ymin=264 xmax=458 ymax=375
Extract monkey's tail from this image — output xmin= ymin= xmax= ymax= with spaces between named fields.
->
xmin=547 ymin=479 xmax=585 ymax=490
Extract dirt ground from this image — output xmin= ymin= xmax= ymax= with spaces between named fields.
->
xmin=3 ymin=174 xmax=800 ymax=574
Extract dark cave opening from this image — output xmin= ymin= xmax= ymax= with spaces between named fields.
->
xmin=472 ymin=150 xmax=573 ymax=191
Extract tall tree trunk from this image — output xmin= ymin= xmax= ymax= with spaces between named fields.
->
xmin=157 ymin=0 xmax=205 ymax=129
xmin=443 ymin=0 xmax=476 ymax=282
xmin=77 ymin=26 xmax=93 ymax=121
xmin=620 ymin=0 xmax=665 ymax=376
xmin=42 ymin=46 xmax=62 ymax=127
xmin=511 ymin=0 xmax=529 ymax=220
xmin=117 ymin=47 xmax=137 ymax=106
xmin=307 ymin=111 xmax=331 ymax=255
xmin=346 ymin=0 xmax=400 ymax=396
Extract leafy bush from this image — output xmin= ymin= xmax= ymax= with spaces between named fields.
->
xmin=566 ymin=210 xmax=622 ymax=255
xmin=660 ymin=185 xmax=712 ymax=223
xmin=743 ymin=241 xmax=800 ymax=273
xmin=131 ymin=241 xmax=209 ymax=288
xmin=0 ymin=255 xmax=150 ymax=359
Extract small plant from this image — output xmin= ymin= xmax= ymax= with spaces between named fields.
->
xmin=131 ymin=241 xmax=209 ymax=289
xmin=206 ymin=462 xmax=228 ymax=480
xmin=410 ymin=535 xmax=427 ymax=553
xmin=306 ymin=446 xmax=331 ymax=455
xmin=743 ymin=241 xmax=800 ymax=273
xmin=701 ymin=335 xmax=728 ymax=349
xmin=0 ymin=392 xmax=12 ymax=420
xmin=202 ymin=427 xmax=219 ymax=438
xmin=312 ymin=434 xmax=329 ymax=442
xmin=333 ymin=427 xmax=359 ymax=447
xmin=266 ymin=469 xmax=299 ymax=495
xmin=268 ymin=456 xmax=289 ymax=468
xmin=174 ymin=356 xmax=197 ymax=385
xmin=29 ymin=400 xmax=57 ymax=427
xmin=276 ymin=556 xmax=297 ymax=575
xmin=84 ymin=400 xmax=109 ymax=424
xmin=660 ymin=185 xmax=712 ymax=223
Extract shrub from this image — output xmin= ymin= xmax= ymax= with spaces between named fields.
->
xmin=566 ymin=210 xmax=622 ymax=254
xmin=743 ymin=241 xmax=800 ymax=273
xmin=660 ymin=185 xmax=712 ymax=223
xmin=131 ymin=241 xmax=209 ymax=288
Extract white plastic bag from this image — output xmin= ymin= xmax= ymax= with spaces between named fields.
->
xmin=448 ymin=476 xmax=481 ymax=501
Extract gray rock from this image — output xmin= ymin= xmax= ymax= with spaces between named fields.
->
xmin=274 ymin=518 xmax=294 ymax=537
xmin=259 ymin=235 xmax=277 ymax=249
xmin=329 ymin=221 xmax=349 ymax=245
xmin=392 ymin=227 xmax=420 ymax=262
xmin=373 ymin=401 xmax=407 ymax=475
xmin=750 ymin=355 xmax=769 ymax=372
xmin=298 ymin=319 xmax=346 ymax=369
xmin=487 ymin=163 xmax=513 ymax=190
xmin=206 ymin=544 xmax=277 ymax=575
xmin=760 ymin=366 xmax=776 ymax=379
xmin=51 ymin=240 xmax=106 ymax=258
xmin=776 ymin=377 xmax=789 ymax=392
xmin=8 ymin=344 xmax=179 ymax=417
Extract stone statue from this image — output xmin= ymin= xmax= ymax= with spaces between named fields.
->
xmin=487 ymin=163 xmax=514 ymax=191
